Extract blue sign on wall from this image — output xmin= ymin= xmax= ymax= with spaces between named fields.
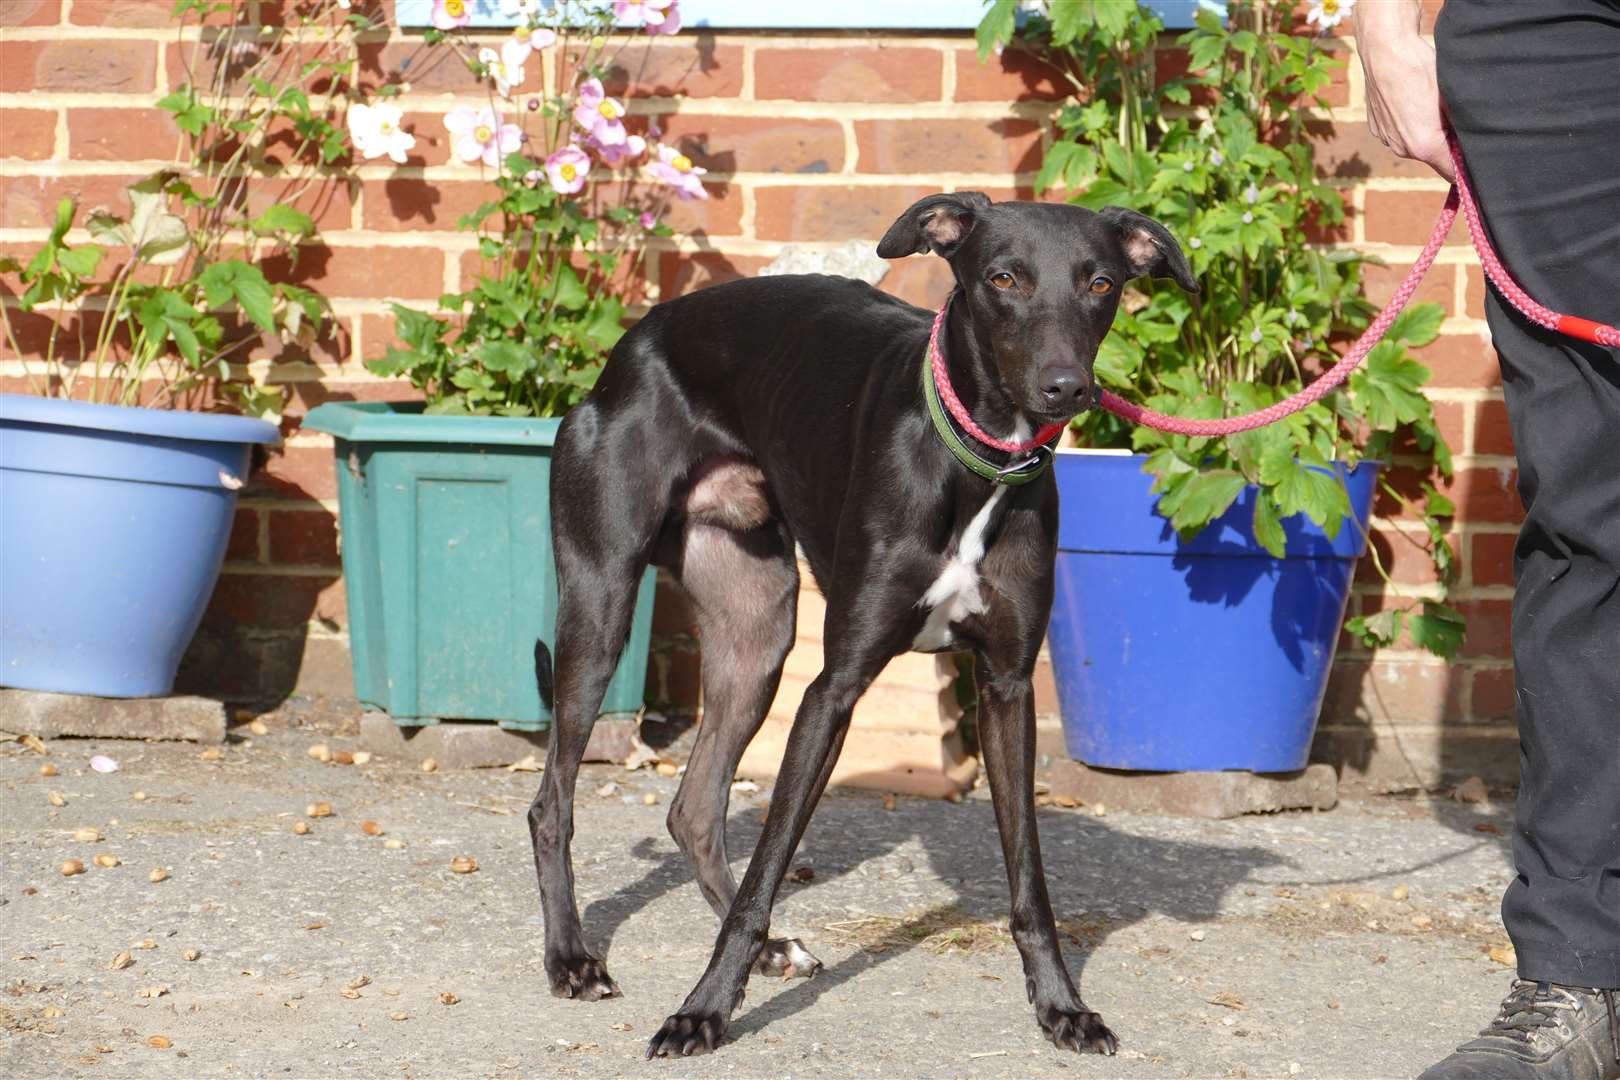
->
xmin=395 ymin=0 xmax=1218 ymax=32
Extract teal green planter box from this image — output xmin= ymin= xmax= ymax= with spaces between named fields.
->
xmin=302 ymin=402 xmax=654 ymax=732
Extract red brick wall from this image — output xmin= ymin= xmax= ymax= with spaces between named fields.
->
xmin=0 ymin=0 xmax=1515 ymax=785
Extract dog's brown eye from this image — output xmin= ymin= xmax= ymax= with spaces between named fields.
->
xmin=990 ymin=272 xmax=1015 ymax=290
xmin=1089 ymin=276 xmax=1113 ymax=295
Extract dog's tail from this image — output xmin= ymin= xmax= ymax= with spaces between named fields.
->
xmin=534 ymin=638 xmax=554 ymax=712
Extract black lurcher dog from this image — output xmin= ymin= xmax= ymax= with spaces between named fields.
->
xmin=526 ymin=193 xmax=1199 ymax=1059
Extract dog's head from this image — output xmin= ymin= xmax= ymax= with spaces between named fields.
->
xmin=877 ymin=193 xmax=1199 ymax=426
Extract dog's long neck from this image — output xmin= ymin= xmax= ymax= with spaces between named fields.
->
xmin=938 ymin=295 xmax=1030 ymax=448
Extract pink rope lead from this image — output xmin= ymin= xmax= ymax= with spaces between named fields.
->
xmin=1083 ymin=127 xmax=1618 ymax=439
xmin=1447 ymin=132 xmax=1620 ymax=349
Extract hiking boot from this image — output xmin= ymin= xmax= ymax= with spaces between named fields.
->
xmin=1419 ymin=980 xmax=1620 ymax=1079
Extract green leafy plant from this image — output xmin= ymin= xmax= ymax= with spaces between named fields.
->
xmin=0 ymin=0 xmax=372 ymax=418
xmin=365 ymin=1 xmax=707 ymax=417
xmin=978 ymin=0 xmax=1463 ymax=657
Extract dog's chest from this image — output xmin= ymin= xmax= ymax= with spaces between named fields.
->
xmin=911 ymin=487 xmax=1008 ymax=651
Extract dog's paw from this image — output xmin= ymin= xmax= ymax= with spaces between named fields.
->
xmin=546 ymin=953 xmax=619 ymax=1001
xmin=644 ymin=999 xmax=739 ymax=1059
xmin=754 ymin=937 xmax=823 ymax=979
xmin=1035 ymin=1001 xmax=1117 ymax=1055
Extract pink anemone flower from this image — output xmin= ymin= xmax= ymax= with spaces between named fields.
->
xmin=572 ymin=77 xmax=628 ymax=146
xmin=431 ymin=0 xmax=472 ymax=31
xmin=595 ymin=133 xmax=647 ymax=167
xmin=616 ymin=0 xmax=681 ymax=35
xmin=545 ymin=145 xmax=592 ymax=196
xmin=646 ymin=143 xmax=708 ymax=201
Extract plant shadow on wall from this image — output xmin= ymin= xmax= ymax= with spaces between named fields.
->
xmin=573 ymin=796 xmax=1283 ymax=1043
xmin=980 ymin=1 xmax=1467 ymax=771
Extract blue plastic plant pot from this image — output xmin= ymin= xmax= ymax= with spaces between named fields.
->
xmin=1047 ymin=449 xmax=1379 ymax=773
xmin=1 ymin=395 xmax=280 ymax=698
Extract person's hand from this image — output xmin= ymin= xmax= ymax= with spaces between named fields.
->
xmin=1353 ymin=0 xmax=1455 ymax=182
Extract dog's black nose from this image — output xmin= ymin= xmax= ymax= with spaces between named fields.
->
xmin=1039 ymin=369 xmax=1090 ymax=410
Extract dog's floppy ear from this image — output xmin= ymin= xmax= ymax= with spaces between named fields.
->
xmin=876 ymin=192 xmax=993 ymax=259
xmin=1099 ymin=206 xmax=1200 ymax=294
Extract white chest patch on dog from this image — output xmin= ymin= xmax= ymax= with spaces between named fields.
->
xmin=911 ymin=486 xmax=1009 ymax=651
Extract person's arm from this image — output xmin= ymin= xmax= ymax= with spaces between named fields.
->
xmin=1352 ymin=0 xmax=1454 ymax=181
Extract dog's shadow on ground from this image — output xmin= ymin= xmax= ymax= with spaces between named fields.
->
xmin=579 ymin=789 xmax=1284 ymax=1038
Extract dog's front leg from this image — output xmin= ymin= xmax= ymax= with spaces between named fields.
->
xmin=976 ymin=654 xmax=1118 ymax=1055
xmin=644 ymin=665 xmax=861 ymax=1058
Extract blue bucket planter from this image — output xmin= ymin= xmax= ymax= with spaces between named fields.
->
xmin=1 ymin=395 xmax=280 ymax=698
xmin=1048 ymin=449 xmax=1378 ymax=773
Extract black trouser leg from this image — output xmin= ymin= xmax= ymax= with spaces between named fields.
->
xmin=1436 ymin=0 xmax=1620 ymax=990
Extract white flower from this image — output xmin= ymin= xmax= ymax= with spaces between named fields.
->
xmin=347 ymin=101 xmax=416 ymax=164
xmin=508 ymin=24 xmax=555 ymax=63
xmin=336 ymin=0 xmax=351 ymax=7
xmin=1189 ymin=237 xmax=1202 ymax=249
xmin=479 ymin=45 xmax=525 ymax=97
xmin=445 ymin=106 xmax=522 ymax=168
xmin=1182 ymin=160 xmax=1194 ymax=173
xmin=1249 ymin=328 xmax=1263 ymax=344
xmin=1244 ymin=183 xmax=1260 ymax=205
xmin=1209 ymin=150 xmax=1223 ymax=166
xmin=1242 ymin=211 xmax=1254 ymax=224
xmin=1306 ymin=0 xmax=1354 ymax=31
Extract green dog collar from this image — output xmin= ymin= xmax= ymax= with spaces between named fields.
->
xmin=922 ymin=351 xmax=1057 ymax=486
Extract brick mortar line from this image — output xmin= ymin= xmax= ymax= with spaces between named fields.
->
xmin=0 ymin=92 xmax=170 ymax=108
xmin=1462 ymin=390 xmax=1478 ymax=456
xmin=0 ymin=225 xmax=482 ymax=250
xmin=0 ymin=162 xmax=1448 ymax=198
xmin=1345 ymin=34 xmax=1365 ymax=111
xmin=89 ymin=92 xmax=1045 ymax=120
xmin=51 ymin=106 xmax=67 ymax=162
xmin=0 ymin=297 xmax=446 ymax=320
xmin=840 ymin=118 xmax=860 ymax=177
xmin=1349 ymin=581 xmax=1516 ymax=602
xmin=737 ymin=183 xmax=757 ymax=253
xmin=219 ymin=562 xmax=339 ymax=577
xmin=623 ymin=97 xmax=1057 ymax=120
xmin=1360 ymin=177 xmax=1456 ymax=192
xmin=0 ymin=162 xmax=1058 ymax=187
xmin=1369 ymin=515 xmax=1517 ymax=535
xmin=1425 ymin=387 xmax=1505 ymax=402
xmin=1316 ymin=722 xmax=1518 ymax=736
xmin=254 ymin=498 xmax=270 ymax=563
xmin=0 ymin=91 xmax=1373 ymax=131
xmin=1325 ymin=652 xmax=1513 ymax=670
xmin=240 ymin=496 xmax=337 ymax=512
xmin=738 ymin=39 xmax=756 ymax=101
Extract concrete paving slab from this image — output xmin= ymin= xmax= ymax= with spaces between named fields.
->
xmin=0 ymin=690 xmax=227 ymax=744
xmin=358 ymin=712 xmax=639 ymax=768
xmin=1046 ymin=762 xmax=1338 ymax=819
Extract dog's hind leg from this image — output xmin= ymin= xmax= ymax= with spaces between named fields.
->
xmin=663 ymin=521 xmax=822 ymax=979
xmin=528 ymin=396 xmax=681 ymax=1002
